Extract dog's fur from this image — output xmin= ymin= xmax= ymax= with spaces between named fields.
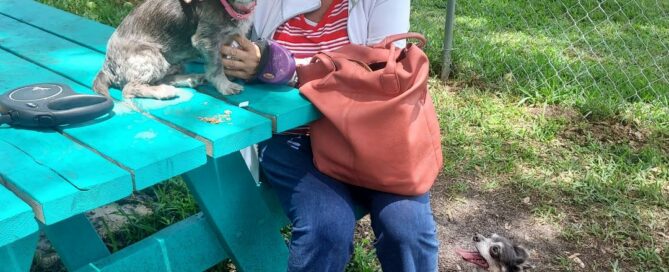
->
xmin=457 ymin=234 xmax=534 ymax=272
xmin=93 ymin=0 xmax=254 ymax=99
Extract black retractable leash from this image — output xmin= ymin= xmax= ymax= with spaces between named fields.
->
xmin=0 ymin=83 xmax=113 ymax=128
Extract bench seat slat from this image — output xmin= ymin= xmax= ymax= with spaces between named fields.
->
xmin=0 ymin=185 xmax=37 ymax=247
xmin=75 ymin=213 xmax=227 ymax=272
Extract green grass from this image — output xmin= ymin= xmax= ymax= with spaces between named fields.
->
xmin=100 ymin=178 xmax=199 ymax=252
xmin=412 ymin=0 xmax=669 ymax=123
xmin=429 ymin=79 xmax=668 ymax=271
xmin=98 ymin=178 xmax=383 ymax=271
xmin=37 ymin=0 xmax=138 ymax=26
xmin=36 ymin=0 xmax=669 ymax=271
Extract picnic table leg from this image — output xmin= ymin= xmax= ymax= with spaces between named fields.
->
xmin=42 ymin=213 xmax=110 ymax=270
xmin=183 ymin=152 xmax=288 ymax=272
xmin=0 ymin=233 xmax=38 ymax=272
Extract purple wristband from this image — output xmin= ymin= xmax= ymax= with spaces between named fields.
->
xmin=257 ymin=41 xmax=296 ymax=85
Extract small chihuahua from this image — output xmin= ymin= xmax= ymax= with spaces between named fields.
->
xmin=456 ymin=233 xmax=534 ymax=272
xmin=93 ymin=0 xmax=255 ymax=99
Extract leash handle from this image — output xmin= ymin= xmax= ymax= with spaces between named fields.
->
xmin=47 ymin=94 xmax=114 ymax=126
xmin=0 ymin=114 xmax=11 ymax=125
xmin=1 ymin=83 xmax=114 ymax=127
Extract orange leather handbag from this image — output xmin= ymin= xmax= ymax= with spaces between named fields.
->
xmin=296 ymin=32 xmax=443 ymax=196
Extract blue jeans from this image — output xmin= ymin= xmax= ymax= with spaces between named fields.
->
xmin=258 ymin=134 xmax=439 ymax=272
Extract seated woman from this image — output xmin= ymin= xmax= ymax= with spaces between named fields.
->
xmin=219 ymin=1 xmax=440 ymax=271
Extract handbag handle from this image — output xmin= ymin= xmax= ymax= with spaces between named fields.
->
xmin=311 ymin=53 xmax=337 ymax=71
xmin=375 ymin=32 xmax=427 ymax=49
xmin=297 ymin=53 xmax=337 ymax=84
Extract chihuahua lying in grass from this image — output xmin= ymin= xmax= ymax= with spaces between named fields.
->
xmin=456 ymin=233 xmax=534 ymax=272
xmin=93 ymin=0 xmax=255 ymax=99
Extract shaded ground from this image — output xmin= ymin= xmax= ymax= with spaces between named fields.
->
xmin=432 ymin=175 xmax=568 ymax=271
xmin=354 ymin=173 xmax=576 ymax=272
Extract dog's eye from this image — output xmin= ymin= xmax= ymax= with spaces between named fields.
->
xmin=490 ymin=245 xmax=500 ymax=257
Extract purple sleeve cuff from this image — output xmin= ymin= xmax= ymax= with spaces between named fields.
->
xmin=256 ymin=41 xmax=296 ymax=85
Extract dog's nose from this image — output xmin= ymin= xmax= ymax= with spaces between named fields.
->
xmin=473 ymin=234 xmax=480 ymax=242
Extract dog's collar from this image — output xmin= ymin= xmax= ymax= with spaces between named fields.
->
xmin=220 ymin=0 xmax=255 ymax=20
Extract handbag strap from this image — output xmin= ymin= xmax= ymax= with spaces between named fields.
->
xmin=380 ymin=44 xmax=400 ymax=94
xmin=297 ymin=53 xmax=336 ymax=84
xmin=375 ymin=32 xmax=427 ymax=49
xmin=315 ymin=44 xmax=402 ymax=95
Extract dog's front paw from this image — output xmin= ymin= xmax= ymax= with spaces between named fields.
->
xmin=227 ymin=82 xmax=244 ymax=94
xmin=166 ymin=74 xmax=205 ymax=88
xmin=153 ymin=85 xmax=180 ymax=100
xmin=216 ymin=81 xmax=244 ymax=95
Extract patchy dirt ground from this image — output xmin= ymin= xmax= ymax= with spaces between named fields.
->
xmin=430 ymin=176 xmax=565 ymax=271
xmin=354 ymin=174 xmax=571 ymax=272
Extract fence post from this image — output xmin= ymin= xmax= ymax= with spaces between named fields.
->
xmin=440 ymin=0 xmax=456 ymax=81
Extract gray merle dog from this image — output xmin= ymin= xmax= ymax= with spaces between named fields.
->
xmin=93 ymin=0 xmax=255 ymax=99
xmin=457 ymin=234 xmax=534 ymax=272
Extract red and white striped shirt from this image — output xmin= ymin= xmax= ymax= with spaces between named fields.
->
xmin=272 ymin=0 xmax=350 ymax=135
xmin=272 ymin=0 xmax=350 ymax=59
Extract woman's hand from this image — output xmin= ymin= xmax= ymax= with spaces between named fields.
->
xmin=220 ymin=35 xmax=261 ymax=80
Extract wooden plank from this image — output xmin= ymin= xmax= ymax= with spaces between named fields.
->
xmin=0 ymin=140 xmax=128 ymax=225
xmin=0 ymin=186 xmax=37 ymax=247
xmin=74 ymin=213 xmax=227 ymax=272
xmin=218 ymin=84 xmax=320 ymax=133
xmin=0 ymin=48 xmax=206 ymax=190
xmin=186 ymin=65 xmax=319 ymax=133
xmin=0 ymin=11 xmax=272 ymax=158
xmin=0 ymin=232 xmax=38 ymax=272
xmin=0 ymin=0 xmax=110 ymax=52
xmin=125 ymin=89 xmax=271 ymax=158
xmin=183 ymin=153 xmax=288 ymax=271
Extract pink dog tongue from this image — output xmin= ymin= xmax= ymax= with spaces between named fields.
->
xmin=220 ymin=0 xmax=255 ymax=20
xmin=456 ymin=248 xmax=489 ymax=269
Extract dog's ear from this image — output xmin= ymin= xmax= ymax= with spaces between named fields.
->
xmin=513 ymin=245 xmax=532 ymax=270
xmin=513 ymin=245 xmax=529 ymax=260
xmin=520 ymin=263 xmax=535 ymax=270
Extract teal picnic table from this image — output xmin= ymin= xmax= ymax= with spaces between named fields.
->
xmin=0 ymin=0 xmax=320 ymax=271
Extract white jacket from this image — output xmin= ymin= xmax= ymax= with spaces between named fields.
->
xmin=252 ymin=0 xmax=410 ymax=46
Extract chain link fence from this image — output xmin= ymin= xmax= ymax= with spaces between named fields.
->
xmin=438 ymin=0 xmax=669 ymax=117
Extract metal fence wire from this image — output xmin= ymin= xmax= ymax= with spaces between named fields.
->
xmin=443 ymin=0 xmax=669 ymax=115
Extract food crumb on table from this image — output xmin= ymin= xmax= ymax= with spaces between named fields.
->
xmin=198 ymin=111 xmax=232 ymax=124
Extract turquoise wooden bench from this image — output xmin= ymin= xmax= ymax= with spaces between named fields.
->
xmin=0 ymin=185 xmax=39 ymax=272
xmin=0 ymin=0 xmax=320 ymax=271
